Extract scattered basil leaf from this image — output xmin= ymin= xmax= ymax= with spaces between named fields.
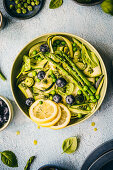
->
xmin=24 ymin=156 xmax=36 ymax=170
xmin=0 ymin=150 xmax=18 ymax=167
xmin=49 ymin=0 xmax=63 ymax=9
xmin=62 ymin=137 xmax=77 ymax=154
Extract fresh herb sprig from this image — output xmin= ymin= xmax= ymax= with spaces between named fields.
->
xmin=24 ymin=156 xmax=36 ymax=170
xmin=0 ymin=71 xmax=6 ymax=81
xmin=49 ymin=0 xmax=63 ymax=9
xmin=0 ymin=150 xmax=18 ymax=167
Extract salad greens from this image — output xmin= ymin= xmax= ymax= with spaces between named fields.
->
xmin=62 ymin=137 xmax=77 ymax=154
xmin=0 ymin=150 xmax=18 ymax=167
xmin=24 ymin=156 xmax=36 ymax=170
xmin=17 ymin=34 xmax=104 ymax=124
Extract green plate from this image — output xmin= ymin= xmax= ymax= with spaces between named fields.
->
xmin=11 ymin=33 xmax=107 ymax=127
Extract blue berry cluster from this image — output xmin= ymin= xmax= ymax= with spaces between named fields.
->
xmin=0 ymin=99 xmax=9 ymax=128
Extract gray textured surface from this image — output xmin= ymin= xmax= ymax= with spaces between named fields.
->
xmin=0 ymin=0 xmax=113 ymax=170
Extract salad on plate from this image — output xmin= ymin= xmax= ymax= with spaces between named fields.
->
xmin=16 ymin=35 xmax=104 ymax=129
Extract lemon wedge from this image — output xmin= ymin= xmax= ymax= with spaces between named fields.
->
xmin=50 ymin=103 xmax=71 ymax=130
xmin=38 ymin=105 xmax=61 ymax=127
xmin=29 ymin=100 xmax=58 ymax=124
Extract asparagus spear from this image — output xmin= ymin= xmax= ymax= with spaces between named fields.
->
xmin=45 ymin=54 xmax=89 ymax=101
xmin=63 ymin=54 xmax=96 ymax=94
xmin=0 ymin=71 xmax=6 ymax=81
xmin=51 ymin=53 xmax=94 ymax=96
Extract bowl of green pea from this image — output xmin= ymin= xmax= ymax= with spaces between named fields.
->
xmin=3 ymin=0 xmax=45 ymax=19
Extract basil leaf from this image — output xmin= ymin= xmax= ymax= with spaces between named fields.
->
xmin=62 ymin=137 xmax=77 ymax=154
xmin=24 ymin=156 xmax=36 ymax=170
xmin=49 ymin=0 xmax=63 ymax=9
xmin=1 ymin=150 xmax=18 ymax=167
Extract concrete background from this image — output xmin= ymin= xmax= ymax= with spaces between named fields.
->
xmin=0 ymin=0 xmax=113 ymax=169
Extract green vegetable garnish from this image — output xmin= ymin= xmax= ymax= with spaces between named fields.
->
xmin=16 ymin=8 xmax=21 ymax=14
xmin=39 ymin=101 xmax=43 ymax=104
xmin=28 ymin=5 xmax=33 ymax=11
xmin=24 ymin=156 xmax=35 ymax=170
xmin=0 ymin=72 xmax=6 ymax=81
xmin=62 ymin=137 xmax=77 ymax=154
xmin=49 ymin=0 xmax=63 ymax=9
xmin=0 ymin=151 xmax=18 ymax=167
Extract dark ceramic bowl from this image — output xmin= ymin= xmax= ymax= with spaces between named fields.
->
xmin=73 ymin=0 xmax=104 ymax=6
xmin=3 ymin=0 xmax=45 ymax=19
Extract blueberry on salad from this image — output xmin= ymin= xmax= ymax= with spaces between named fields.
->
xmin=40 ymin=44 xmax=49 ymax=53
xmin=37 ymin=71 xmax=46 ymax=80
xmin=25 ymin=98 xmax=35 ymax=107
xmin=0 ymin=99 xmax=9 ymax=128
xmin=66 ymin=95 xmax=75 ymax=105
xmin=56 ymin=78 xmax=67 ymax=87
xmin=53 ymin=94 xmax=62 ymax=103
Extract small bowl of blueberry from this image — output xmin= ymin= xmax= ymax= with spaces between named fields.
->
xmin=0 ymin=96 xmax=13 ymax=132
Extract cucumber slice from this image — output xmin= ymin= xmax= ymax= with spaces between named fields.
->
xmin=57 ymin=83 xmax=74 ymax=96
xmin=29 ymin=41 xmax=46 ymax=57
xmin=18 ymin=83 xmax=33 ymax=98
xmin=83 ymin=66 xmax=102 ymax=77
xmin=25 ymin=77 xmax=34 ymax=87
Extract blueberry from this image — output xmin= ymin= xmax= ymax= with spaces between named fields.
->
xmin=37 ymin=71 xmax=46 ymax=80
xmin=25 ymin=98 xmax=35 ymax=107
xmin=56 ymin=78 xmax=67 ymax=88
xmin=53 ymin=94 xmax=62 ymax=103
xmin=66 ymin=95 xmax=75 ymax=105
xmin=40 ymin=44 xmax=49 ymax=53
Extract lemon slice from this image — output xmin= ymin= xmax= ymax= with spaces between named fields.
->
xmin=29 ymin=100 xmax=58 ymax=124
xmin=38 ymin=105 xmax=61 ymax=127
xmin=50 ymin=103 xmax=71 ymax=130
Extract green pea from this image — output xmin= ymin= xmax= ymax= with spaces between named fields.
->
xmin=24 ymin=3 xmax=28 ymax=8
xmin=49 ymin=70 xmax=53 ymax=75
xmin=87 ymin=106 xmax=91 ymax=111
xmin=83 ymin=86 xmax=88 ymax=91
xmin=92 ymin=99 xmax=97 ymax=103
xmin=73 ymin=47 xmax=77 ymax=52
xmin=16 ymin=8 xmax=21 ymax=14
xmin=77 ymin=113 xmax=82 ymax=118
xmin=53 ymin=78 xmax=56 ymax=82
xmin=36 ymin=78 xmax=41 ymax=82
xmin=23 ymin=0 xmax=26 ymax=2
xmin=28 ymin=5 xmax=33 ymax=11
xmin=15 ymin=0 xmax=19 ymax=4
xmin=35 ymin=0 xmax=39 ymax=5
xmin=39 ymin=101 xmax=43 ymax=105
xmin=32 ymin=71 xmax=37 ymax=76
xmin=31 ymin=1 xmax=35 ymax=6
xmin=96 ymin=95 xmax=100 ymax=100
xmin=50 ymin=90 xmax=56 ymax=95
xmin=35 ymin=56 xmax=38 ymax=60
xmin=73 ymin=43 xmax=76 ymax=47
xmin=77 ymin=90 xmax=82 ymax=95
xmin=22 ymin=8 xmax=27 ymax=14
xmin=96 ymin=77 xmax=99 ymax=81
xmin=49 ymin=96 xmax=53 ymax=101
xmin=27 ymin=0 xmax=31 ymax=4
xmin=32 ymin=50 xmax=37 ymax=55
xmin=10 ymin=5 xmax=14 ymax=9
xmin=38 ymin=57 xmax=42 ymax=61
xmin=56 ymin=40 xmax=60 ymax=45
xmin=51 ymin=74 xmax=55 ymax=79
xmin=90 ymin=95 xmax=95 ymax=100
xmin=17 ymin=3 xmax=22 ymax=8
xmin=61 ymin=41 xmax=66 ymax=46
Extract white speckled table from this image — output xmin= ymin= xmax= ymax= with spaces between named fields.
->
xmin=0 ymin=0 xmax=113 ymax=170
